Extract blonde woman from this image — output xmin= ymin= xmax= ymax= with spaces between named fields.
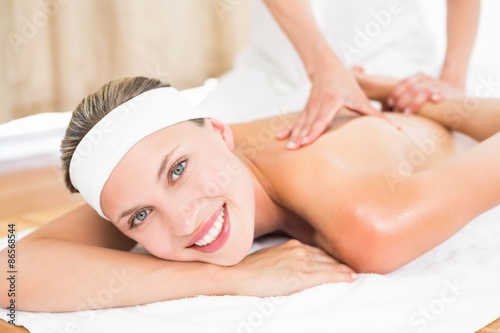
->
xmin=1 ymin=75 xmax=498 ymax=312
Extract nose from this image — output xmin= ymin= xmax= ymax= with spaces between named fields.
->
xmin=167 ymin=197 xmax=208 ymax=236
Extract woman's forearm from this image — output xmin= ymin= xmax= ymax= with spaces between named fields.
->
xmin=0 ymin=203 xmax=357 ymax=312
xmin=355 ymin=73 xmax=500 ymax=141
xmin=0 ymin=239 xmax=226 ymax=312
xmin=418 ymin=98 xmax=500 ymax=141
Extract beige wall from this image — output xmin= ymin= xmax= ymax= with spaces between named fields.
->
xmin=0 ymin=0 xmax=251 ymax=123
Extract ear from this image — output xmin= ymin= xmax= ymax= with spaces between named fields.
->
xmin=205 ymin=118 xmax=234 ymax=150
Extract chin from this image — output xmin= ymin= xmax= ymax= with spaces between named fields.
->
xmin=216 ymin=249 xmax=252 ymax=266
xmin=212 ymin=255 xmax=245 ymax=267
xmin=213 ymin=235 xmax=254 ymax=266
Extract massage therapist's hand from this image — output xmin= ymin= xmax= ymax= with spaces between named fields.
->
xmin=276 ymin=53 xmax=381 ymax=150
xmin=225 ymin=239 xmax=357 ymax=297
xmin=388 ymin=73 xmax=464 ymax=114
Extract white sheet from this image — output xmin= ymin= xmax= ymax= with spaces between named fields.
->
xmin=2 ymin=204 xmax=500 ymax=332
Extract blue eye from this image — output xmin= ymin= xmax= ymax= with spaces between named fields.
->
xmin=129 ymin=209 xmax=151 ymax=229
xmin=170 ymin=160 xmax=186 ymax=182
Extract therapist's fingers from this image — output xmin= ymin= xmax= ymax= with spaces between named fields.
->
xmin=388 ymin=74 xmax=422 ymax=109
xmin=395 ymin=87 xmax=430 ymax=113
xmin=275 ymin=107 xmax=314 ymax=142
xmin=388 ymin=73 xmax=463 ymax=114
xmin=388 ymin=74 xmax=422 ymax=106
xmin=391 ymin=75 xmax=430 ymax=112
xmin=277 ymin=110 xmax=310 ymax=149
xmin=406 ymin=89 xmax=433 ymax=114
xmin=287 ymin=112 xmax=311 ymax=149
xmin=275 ymin=123 xmax=293 ymax=141
xmin=276 ymin=88 xmax=324 ymax=148
xmin=286 ymin=95 xmax=324 ymax=149
xmin=299 ymin=97 xmax=344 ymax=147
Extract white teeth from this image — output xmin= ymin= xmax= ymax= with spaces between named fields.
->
xmin=202 ymin=234 xmax=214 ymax=243
xmin=194 ymin=206 xmax=225 ymax=247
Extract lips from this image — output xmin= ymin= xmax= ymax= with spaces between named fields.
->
xmin=188 ymin=203 xmax=231 ymax=253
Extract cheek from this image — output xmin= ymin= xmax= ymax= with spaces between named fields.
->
xmin=212 ymin=157 xmax=252 ymax=196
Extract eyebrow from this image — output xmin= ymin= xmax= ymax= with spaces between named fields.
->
xmin=115 ymin=145 xmax=180 ymax=225
xmin=116 ymin=206 xmax=140 ymax=225
xmin=156 ymin=144 xmax=179 ymax=182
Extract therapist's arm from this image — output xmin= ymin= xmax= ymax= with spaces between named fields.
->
xmin=388 ymin=0 xmax=480 ymax=114
xmin=440 ymin=0 xmax=480 ymax=90
xmin=265 ymin=0 xmax=381 ymax=149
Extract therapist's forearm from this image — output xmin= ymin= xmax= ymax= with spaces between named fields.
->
xmin=262 ymin=0 xmax=342 ymax=76
xmin=440 ymin=0 xmax=480 ymax=89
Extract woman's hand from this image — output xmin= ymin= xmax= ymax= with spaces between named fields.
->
xmin=388 ymin=73 xmax=464 ymax=114
xmin=224 ymin=240 xmax=357 ymax=297
xmin=276 ymin=53 xmax=382 ymax=150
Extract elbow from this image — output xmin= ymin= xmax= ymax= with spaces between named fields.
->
xmin=350 ymin=238 xmax=409 ymax=275
xmin=338 ymin=211 xmax=417 ymax=274
xmin=340 ymin=235 xmax=403 ymax=275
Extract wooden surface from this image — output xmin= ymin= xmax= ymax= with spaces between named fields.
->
xmin=0 ymin=164 xmax=83 ymax=237
xmin=0 ymin=161 xmax=499 ymax=332
xmin=0 ymin=320 xmax=29 ymax=332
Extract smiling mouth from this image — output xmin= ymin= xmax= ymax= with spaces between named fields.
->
xmin=194 ymin=205 xmax=225 ymax=246
xmin=188 ymin=203 xmax=231 ymax=253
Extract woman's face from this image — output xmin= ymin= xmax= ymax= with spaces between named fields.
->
xmin=100 ymin=119 xmax=255 ymax=266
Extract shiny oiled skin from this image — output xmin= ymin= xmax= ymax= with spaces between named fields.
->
xmin=231 ymin=110 xmax=460 ymax=272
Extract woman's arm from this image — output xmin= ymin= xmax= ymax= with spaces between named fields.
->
xmin=0 ymin=205 xmax=222 ymax=311
xmin=342 ymin=74 xmax=500 ymax=273
xmin=358 ymin=131 xmax=500 ymax=273
xmin=0 ymin=204 xmax=354 ymax=312
xmin=417 ymin=98 xmax=500 ymax=142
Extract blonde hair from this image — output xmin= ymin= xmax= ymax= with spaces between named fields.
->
xmin=60 ymin=76 xmax=203 ymax=192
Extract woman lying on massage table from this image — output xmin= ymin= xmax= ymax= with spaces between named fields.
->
xmin=1 ymin=74 xmax=499 ymax=312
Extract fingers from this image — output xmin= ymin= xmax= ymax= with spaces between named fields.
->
xmin=277 ymin=95 xmax=343 ymax=150
xmin=277 ymin=66 xmax=394 ymax=149
xmin=406 ymin=90 xmax=431 ymax=114
xmin=343 ymin=100 xmax=376 ymax=116
xmin=388 ymin=74 xmax=423 ymax=112
xmin=283 ymin=240 xmax=358 ymax=283
xmin=388 ymin=73 xmax=454 ymax=114
xmin=239 ymin=240 xmax=359 ymax=297
xmin=298 ymin=97 xmax=343 ymax=146
xmin=298 ymin=261 xmax=358 ymax=287
xmin=306 ymin=264 xmax=357 ymax=285
xmin=275 ymin=125 xmax=293 ymax=141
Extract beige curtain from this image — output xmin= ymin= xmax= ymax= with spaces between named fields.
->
xmin=0 ymin=0 xmax=251 ymax=123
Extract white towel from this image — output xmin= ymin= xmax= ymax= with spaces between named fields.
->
xmin=2 ymin=204 xmax=500 ymax=333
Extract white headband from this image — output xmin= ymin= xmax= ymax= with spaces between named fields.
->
xmin=69 ymin=87 xmax=210 ymax=219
